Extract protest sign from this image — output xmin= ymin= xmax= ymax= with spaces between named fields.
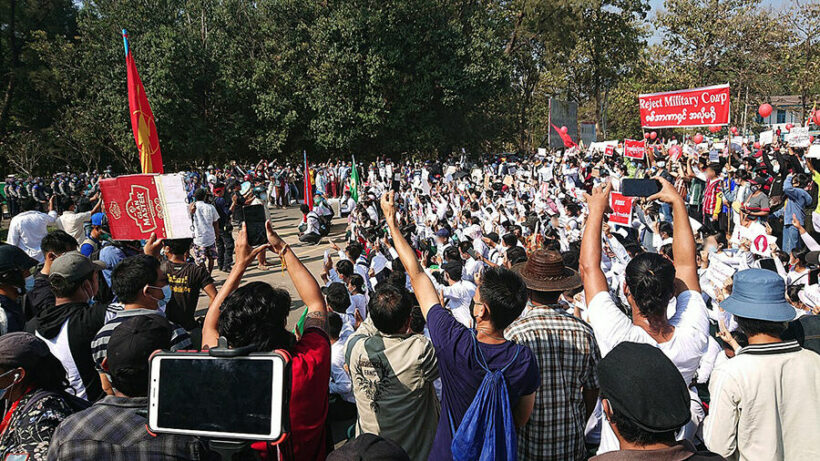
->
xmin=624 ymin=139 xmax=645 ymax=159
xmin=537 ymin=147 xmax=547 ymax=156
xmin=759 ymin=130 xmax=773 ymax=146
xmin=605 ymin=144 xmax=614 ymax=157
xmin=807 ymin=144 xmax=820 ymax=159
xmin=668 ymin=145 xmax=682 ymax=162
xmin=639 ymin=84 xmax=731 ymax=128
xmin=608 ymin=192 xmax=633 ymax=226
xmin=100 ymin=174 xmax=192 ymax=241
xmin=701 ymin=258 xmax=736 ymax=300
xmin=787 ymin=126 xmax=810 ymax=148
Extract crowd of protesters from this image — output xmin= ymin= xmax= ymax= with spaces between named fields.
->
xmin=0 ymin=130 xmax=819 ymax=461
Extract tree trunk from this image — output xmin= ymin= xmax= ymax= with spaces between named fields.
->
xmin=0 ymin=0 xmax=19 ymax=136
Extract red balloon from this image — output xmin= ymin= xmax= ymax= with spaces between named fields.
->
xmin=813 ymin=110 xmax=820 ymax=126
xmin=731 ymin=126 xmax=738 ymax=135
xmin=785 ymin=123 xmax=793 ymax=131
xmin=753 ymin=142 xmax=760 ymax=149
xmin=644 ymin=132 xmax=650 ymax=139
xmin=650 ymin=131 xmax=657 ymax=140
xmin=709 ymin=125 xmax=721 ymax=133
xmin=758 ymin=103 xmax=773 ymax=118
xmin=560 ymin=126 xmax=568 ymax=133
xmin=693 ymin=133 xmax=704 ymax=144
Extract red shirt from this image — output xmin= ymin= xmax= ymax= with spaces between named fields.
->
xmin=253 ymin=328 xmax=331 ymax=460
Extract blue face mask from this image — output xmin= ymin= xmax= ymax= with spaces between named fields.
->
xmin=148 ymin=285 xmax=173 ymax=312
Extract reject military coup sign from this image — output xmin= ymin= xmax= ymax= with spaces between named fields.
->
xmin=639 ymin=84 xmax=731 ymax=129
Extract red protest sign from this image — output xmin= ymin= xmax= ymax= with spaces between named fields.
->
xmin=609 ymin=192 xmax=633 ymax=226
xmin=639 ymin=84 xmax=730 ymax=129
xmin=100 ymin=174 xmax=193 ymax=241
xmin=624 ymin=139 xmax=646 ymax=159
xmin=668 ymin=144 xmax=683 ymax=163
xmin=605 ymin=145 xmax=614 ymax=157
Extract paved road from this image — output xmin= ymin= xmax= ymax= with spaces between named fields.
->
xmin=195 ymin=203 xmax=347 ymax=328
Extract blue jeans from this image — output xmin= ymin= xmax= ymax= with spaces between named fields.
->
xmin=783 ymin=224 xmax=801 ymax=255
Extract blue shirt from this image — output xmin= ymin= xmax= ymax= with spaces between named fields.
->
xmin=783 ymin=174 xmax=812 ymax=225
xmin=426 ymin=304 xmax=540 ymax=461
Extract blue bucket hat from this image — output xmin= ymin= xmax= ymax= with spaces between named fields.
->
xmin=721 ymin=269 xmax=795 ymax=322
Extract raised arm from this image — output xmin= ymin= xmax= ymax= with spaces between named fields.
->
xmin=202 ymin=224 xmax=270 ymax=348
xmin=381 ymin=191 xmax=440 ymax=318
xmin=649 ymin=177 xmax=700 ymax=294
xmin=266 ymin=221 xmax=328 ymax=330
xmin=579 ymin=182 xmax=612 ymax=302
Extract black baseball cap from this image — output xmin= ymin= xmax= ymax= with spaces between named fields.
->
xmin=598 ymin=342 xmax=690 ymax=433
xmin=0 ymin=245 xmax=38 ymax=274
xmin=108 ymin=315 xmax=172 ymax=397
xmin=0 ymin=332 xmax=54 ymax=370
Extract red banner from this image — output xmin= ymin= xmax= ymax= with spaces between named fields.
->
xmin=100 ymin=174 xmax=192 ymax=241
xmin=604 ymin=145 xmax=614 ymax=157
xmin=609 ymin=192 xmax=633 ymax=226
xmin=639 ymin=84 xmax=730 ymax=129
xmin=624 ymin=139 xmax=646 ymax=159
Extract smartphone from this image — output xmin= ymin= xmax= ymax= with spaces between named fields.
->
xmin=148 ymin=352 xmax=289 ymax=441
xmin=621 ymin=178 xmax=662 ymax=197
xmin=392 ymin=173 xmax=401 ymax=192
xmin=466 ymin=248 xmax=478 ymax=259
xmin=243 ymin=204 xmax=267 ymax=246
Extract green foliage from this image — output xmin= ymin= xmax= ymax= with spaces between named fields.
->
xmin=0 ymin=0 xmax=816 ymax=173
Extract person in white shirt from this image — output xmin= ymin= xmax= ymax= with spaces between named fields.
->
xmin=328 ymin=312 xmax=356 ymax=418
xmin=339 ymin=190 xmax=356 ymax=218
xmin=299 ymin=204 xmax=322 ymax=244
xmin=55 ymin=196 xmax=101 ymax=243
xmin=459 ymin=241 xmax=484 ymax=283
xmin=191 ymin=188 xmax=220 ymax=273
xmin=7 ymin=197 xmax=58 ymax=263
xmin=427 ymin=261 xmax=476 ymax=328
xmin=580 ymin=179 xmax=709 ymax=455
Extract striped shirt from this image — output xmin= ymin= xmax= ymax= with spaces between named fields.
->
xmin=702 ymin=178 xmax=722 ymax=216
xmin=91 ymin=308 xmax=192 ymax=374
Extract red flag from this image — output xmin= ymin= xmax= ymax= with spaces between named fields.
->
xmin=550 ymin=123 xmax=576 ymax=148
xmin=303 ymin=151 xmax=313 ymax=210
xmin=123 ymin=30 xmax=163 ymax=174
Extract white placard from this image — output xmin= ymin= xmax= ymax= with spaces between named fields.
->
xmin=701 ymin=258 xmax=736 ymax=300
xmin=759 ymin=130 xmax=773 ymax=146
xmin=787 ymin=126 xmax=810 ymax=148
xmin=807 ymin=144 xmax=820 ymax=159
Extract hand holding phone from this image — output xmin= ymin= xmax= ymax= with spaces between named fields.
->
xmin=621 ymin=178 xmax=661 ymax=197
xmin=243 ymin=205 xmax=268 ymax=247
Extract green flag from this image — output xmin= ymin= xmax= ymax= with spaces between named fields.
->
xmin=350 ymin=155 xmax=360 ymax=202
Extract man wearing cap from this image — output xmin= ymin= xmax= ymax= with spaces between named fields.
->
xmin=703 ymin=268 xmax=820 ymax=461
xmin=79 ymin=212 xmax=108 ymax=258
xmin=28 ymin=252 xmax=108 ymax=400
xmin=0 ymin=245 xmax=39 ymax=335
xmin=7 ymin=195 xmax=57 ymax=263
xmin=505 ymin=249 xmax=600 ymax=461
xmin=48 ymin=315 xmax=210 ymax=460
xmin=592 ymin=342 xmax=724 ymax=460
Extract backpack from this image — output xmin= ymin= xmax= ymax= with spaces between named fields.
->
xmin=19 ymin=389 xmax=91 ymax=416
xmin=449 ymin=333 xmax=521 ymax=461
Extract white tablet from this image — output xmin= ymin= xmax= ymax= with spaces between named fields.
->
xmin=148 ymin=353 xmax=287 ymax=441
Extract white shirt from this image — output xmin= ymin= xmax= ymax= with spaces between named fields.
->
xmin=56 ymin=210 xmax=93 ymax=243
xmin=305 ymin=212 xmax=321 ymax=235
xmin=428 ymin=271 xmax=476 ymax=328
xmin=192 ymin=202 xmax=219 ymax=246
xmin=8 ymin=210 xmax=58 ymax=262
xmin=330 ymin=338 xmax=355 ymax=404
xmin=588 ymin=289 xmax=709 ymax=454
xmin=462 ymin=257 xmax=484 ymax=283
